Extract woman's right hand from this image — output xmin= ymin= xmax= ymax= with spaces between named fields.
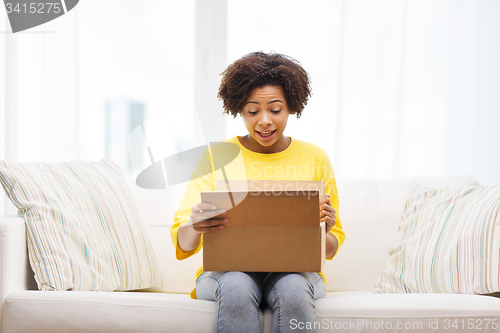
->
xmin=187 ymin=202 xmax=228 ymax=234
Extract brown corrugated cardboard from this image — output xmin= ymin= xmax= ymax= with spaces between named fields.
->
xmin=201 ymin=180 xmax=326 ymax=272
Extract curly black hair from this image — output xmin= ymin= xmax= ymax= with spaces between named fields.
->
xmin=217 ymin=51 xmax=311 ymax=118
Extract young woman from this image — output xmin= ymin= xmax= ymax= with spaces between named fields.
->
xmin=170 ymin=52 xmax=345 ymax=333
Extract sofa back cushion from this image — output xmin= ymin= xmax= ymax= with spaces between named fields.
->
xmin=0 ymin=158 xmax=161 ymax=291
xmin=374 ymin=184 xmax=500 ymax=294
xmin=322 ymin=175 xmax=479 ymax=292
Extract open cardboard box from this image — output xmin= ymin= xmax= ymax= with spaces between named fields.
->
xmin=201 ymin=180 xmax=326 ymax=272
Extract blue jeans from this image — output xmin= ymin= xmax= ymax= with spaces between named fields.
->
xmin=196 ymin=271 xmax=326 ymax=333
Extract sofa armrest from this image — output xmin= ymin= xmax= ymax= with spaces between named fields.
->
xmin=0 ymin=216 xmax=30 ymax=299
xmin=0 ymin=216 xmax=31 ymax=332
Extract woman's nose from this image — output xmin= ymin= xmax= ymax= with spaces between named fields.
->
xmin=259 ymin=112 xmax=272 ymax=126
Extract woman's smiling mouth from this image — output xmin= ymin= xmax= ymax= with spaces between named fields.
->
xmin=256 ymin=129 xmax=276 ymax=140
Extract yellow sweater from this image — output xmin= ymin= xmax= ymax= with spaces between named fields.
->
xmin=170 ymin=136 xmax=345 ymax=298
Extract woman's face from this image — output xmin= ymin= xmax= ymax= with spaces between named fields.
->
xmin=240 ymin=85 xmax=290 ymax=153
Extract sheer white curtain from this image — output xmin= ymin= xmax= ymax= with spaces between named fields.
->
xmin=333 ymin=0 xmax=500 ymax=184
xmin=1 ymin=5 xmax=80 ymax=214
xmin=225 ymin=0 xmax=341 ymax=159
xmin=225 ymin=0 xmax=500 ymax=185
xmin=0 ymin=1 xmax=198 ymax=216
xmin=1 ymin=17 xmax=8 ymax=215
xmin=2 ymin=0 xmax=500 ymax=217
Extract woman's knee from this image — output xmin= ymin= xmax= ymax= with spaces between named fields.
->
xmin=217 ymin=271 xmax=263 ymax=305
xmin=263 ymin=273 xmax=319 ymax=309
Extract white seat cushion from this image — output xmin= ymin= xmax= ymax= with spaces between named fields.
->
xmin=264 ymin=292 xmax=500 ymax=333
xmin=3 ymin=291 xmax=215 ymax=333
xmin=2 ymin=291 xmax=267 ymax=333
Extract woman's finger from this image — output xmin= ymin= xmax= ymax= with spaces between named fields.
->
xmin=192 ymin=218 xmax=228 ymax=233
xmin=191 ymin=207 xmax=226 ymax=223
xmin=321 ymin=215 xmax=336 ymax=229
xmin=320 ymin=203 xmax=334 ymax=212
xmin=192 ymin=223 xmax=224 ymax=234
xmin=319 ymin=196 xmax=331 ymax=207
xmin=192 ymin=202 xmax=217 ymax=213
xmin=320 ymin=210 xmax=335 ymax=218
xmin=194 ymin=217 xmax=228 ymax=228
xmin=196 ymin=209 xmax=226 ymax=222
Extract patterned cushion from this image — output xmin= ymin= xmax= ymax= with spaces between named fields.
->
xmin=0 ymin=158 xmax=161 ymax=291
xmin=375 ymin=184 xmax=500 ymax=294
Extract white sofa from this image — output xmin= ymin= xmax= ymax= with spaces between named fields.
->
xmin=2 ymin=174 xmax=500 ymax=333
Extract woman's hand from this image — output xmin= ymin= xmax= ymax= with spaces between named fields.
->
xmin=178 ymin=202 xmax=228 ymax=253
xmin=186 ymin=202 xmax=228 ymax=234
xmin=320 ymin=193 xmax=336 ymax=233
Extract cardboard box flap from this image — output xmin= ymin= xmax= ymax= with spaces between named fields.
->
xmin=200 ymin=190 xmax=320 ymax=227
xmin=216 ymin=179 xmax=326 ymax=201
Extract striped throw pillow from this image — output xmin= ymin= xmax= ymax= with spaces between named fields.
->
xmin=375 ymin=184 xmax=500 ymax=294
xmin=0 ymin=158 xmax=161 ymax=291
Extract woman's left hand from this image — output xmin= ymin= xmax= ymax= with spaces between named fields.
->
xmin=320 ymin=193 xmax=336 ymax=233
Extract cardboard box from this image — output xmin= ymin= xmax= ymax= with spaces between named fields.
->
xmin=201 ymin=180 xmax=326 ymax=272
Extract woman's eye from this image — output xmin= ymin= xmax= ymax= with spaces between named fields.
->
xmin=248 ymin=111 xmax=258 ymax=115
xmin=271 ymin=110 xmax=282 ymax=113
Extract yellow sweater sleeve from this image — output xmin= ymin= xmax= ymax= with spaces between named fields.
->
xmin=170 ymin=148 xmax=215 ymax=260
xmin=326 ymin=175 xmax=344 ymax=259
xmin=319 ymin=149 xmax=345 ymax=260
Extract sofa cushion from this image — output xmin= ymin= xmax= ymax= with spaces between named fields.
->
xmin=313 ymin=292 xmax=500 ymax=332
xmin=2 ymin=291 xmax=213 ymax=333
xmin=2 ymin=291 xmax=265 ymax=333
xmin=265 ymin=291 xmax=500 ymax=333
xmin=0 ymin=158 xmax=161 ymax=291
xmin=325 ymin=175 xmax=479 ymax=292
xmin=375 ymin=184 xmax=500 ymax=294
